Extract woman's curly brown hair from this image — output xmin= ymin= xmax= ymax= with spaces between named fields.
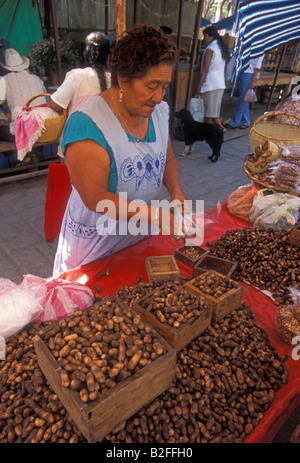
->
xmin=111 ymin=24 xmax=177 ymax=86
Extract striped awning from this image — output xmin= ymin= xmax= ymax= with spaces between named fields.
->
xmin=232 ymin=0 xmax=300 ymax=86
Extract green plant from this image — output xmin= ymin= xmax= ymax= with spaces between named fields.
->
xmin=29 ymin=37 xmax=80 ymax=71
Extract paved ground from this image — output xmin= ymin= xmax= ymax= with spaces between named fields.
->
xmin=0 ymin=94 xmax=299 ymax=442
xmin=0 ymin=128 xmax=252 ymax=285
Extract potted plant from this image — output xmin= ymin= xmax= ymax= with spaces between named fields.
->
xmin=29 ymin=37 xmax=81 ymax=83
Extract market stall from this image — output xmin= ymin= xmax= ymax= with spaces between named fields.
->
xmin=1 ymin=198 xmax=299 ymax=444
xmin=54 ymin=203 xmax=299 ymax=444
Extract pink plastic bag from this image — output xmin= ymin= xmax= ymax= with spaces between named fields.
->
xmin=22 ymin=274 xmax=94 ymax=322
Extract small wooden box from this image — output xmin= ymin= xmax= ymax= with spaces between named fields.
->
xmin=145 ymin=255 xmax=180 ymax=282
xmin=289 ymin=226 xmax=300 ymax=247
xmin=34 ymin=298 xmax=176 ymax=443
xmin=193 ymin=254 xmax=237 ymax=279
xmin=174 ymin=245 xmax=209 ymax=268
xmin=132 ymin=285 xmax=212 ymax=352
xmin=185 ymin=271 xmax=244 ymax=321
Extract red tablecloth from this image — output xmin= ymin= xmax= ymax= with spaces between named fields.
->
xmin=58 ymin=202 xmax=300 ymax=443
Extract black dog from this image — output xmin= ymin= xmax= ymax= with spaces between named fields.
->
xmin=174 ymin=109 xmax=224 ymax=162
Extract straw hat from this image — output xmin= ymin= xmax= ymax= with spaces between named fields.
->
xmin=1 ymin=48 xmax=30 ymax=72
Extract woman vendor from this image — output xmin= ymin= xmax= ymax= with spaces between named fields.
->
xmin=54 ymin=24 xmax=186 ymax=275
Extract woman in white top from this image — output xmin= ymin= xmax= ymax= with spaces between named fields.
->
xmin=53 ymin=24 xmax=186 ymax=275
xmin=196 ymin=26 xmax=230 ymax=132
xmin=50 ymin=31 xmax=111 ymax=157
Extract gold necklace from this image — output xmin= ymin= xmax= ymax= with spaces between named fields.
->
xmin=121 ymin=116 xmax=142 ymax=148
xmin=114 ymin=96 xmax=142 ymax=148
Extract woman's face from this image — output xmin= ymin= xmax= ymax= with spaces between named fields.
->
xmin=203 ymin=33 xmax=213 ymax=47
xmin=119 ymin=62 xmax=173 ymax=118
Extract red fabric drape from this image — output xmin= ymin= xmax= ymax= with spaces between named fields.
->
xmin=44 ymin=163 xmax=72 ymax=243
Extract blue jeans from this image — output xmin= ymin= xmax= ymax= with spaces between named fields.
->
xmin=229 ymin=72 xmax=253 ymax=127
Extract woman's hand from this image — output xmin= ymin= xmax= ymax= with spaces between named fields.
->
xmin=156 ymin=207 xmax=185 ymax=241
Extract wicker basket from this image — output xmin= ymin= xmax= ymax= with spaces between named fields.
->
xmin=249 ymin=110 xmax=300 ymax=153
xmin=25 ymin=93 xmax=67 ymax=143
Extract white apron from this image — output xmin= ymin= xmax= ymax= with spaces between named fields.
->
xmin=53 ymin=96 xmax=169 ymax=275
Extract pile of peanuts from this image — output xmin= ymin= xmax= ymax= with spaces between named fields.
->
xmin=207 ymin=227 xmax=300 ymax=305
xmin=43 ymin=300 xmax=166 ymax=403
xmin=138 ymin=281 xmax=210 ymax=328
xmin=182 ymin=247 xmax=203 ymax=260
xmin=191 ymin=272 xmax=234 ymax=298
xmin=103 ymin=303 xmax=289 ymax=443
xmin=0 ymin=279 xmax=289 ymax=443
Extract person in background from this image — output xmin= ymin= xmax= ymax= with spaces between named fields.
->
xmin=50 ymin=31 xmax=111 ymax=158
xmin=224 ymin=54 xmax=264 ymax=129
xmin=196 ymin=26 xmax=230 ymax=133
xmin=53 ymin=24 xmax=186 ymax=275
xmin=0 ymin=48 xmax=46 ymax=150
xmin=0 ymin=37 xmax=10 ymax=77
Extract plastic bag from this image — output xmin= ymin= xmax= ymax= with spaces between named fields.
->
xmin=268 ymin=160 xmax=300 ymax=193
xmin=277 ymin=142 xmax=300 ymax=167
xmin=0 ymin=274 xmax=94 ymax=339
xmin=26 ymin=275 xmax=95 ymax=322
xmin=244 ymin=89 xmax=257 ymax=103
xmin=249 ymin=190 xmax=300 ymax=229
xmin=181 ymin=201 xmax=222 ymax=246
xmin=276 ymin=287 xmax=300 ymax=345
xmin=189 ymin=97 xmax=204 ymax=122
xmin=0 ymin=277 xmax=45 ymax=340
xmin=275 ymin=94 xmax=300 ymax=125
xmin=227 ymin=183 xmax=261 ymax=221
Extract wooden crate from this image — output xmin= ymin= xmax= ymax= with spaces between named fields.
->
xmin=145 ymin=255 xmax=180 ymax=282
xmin=185 ymin=271 xmax=244 ymax=321
xmin=34 ymin=298 xmax=176 ymax=443
xmin=193 ymin=253 xmax=237 ymax=279
xmin=132 ymin=285 xmax=212 ymax=352
xmin=174 ymin=245 xmax=209 ymax=268
xmin=289 ymin=226 xmax=300 ymax=247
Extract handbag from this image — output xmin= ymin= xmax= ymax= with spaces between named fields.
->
xmin=189 ymin=97 xmax=204 ymax=122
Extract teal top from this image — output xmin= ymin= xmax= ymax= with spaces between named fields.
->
xmin=61 ymin=111 xmax=156 ymax=193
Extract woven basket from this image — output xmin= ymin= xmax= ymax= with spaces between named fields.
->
xmin=25 ymin=93 xmax=67 ymax=143
xmin=249 ymin=110 xmax=300 ymax=153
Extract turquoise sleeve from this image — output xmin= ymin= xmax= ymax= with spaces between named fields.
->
xmin=61 ymin=112 xmax=117 ymax=193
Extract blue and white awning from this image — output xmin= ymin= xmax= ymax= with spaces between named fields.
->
xmin=232 ymin=0 xmax=300 ymax=86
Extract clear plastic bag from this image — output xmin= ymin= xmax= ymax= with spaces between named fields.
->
xmin=276 ymin=288 xmax=300 ymax=345
xmin=268 ymin=160 xmax=300 ymax=193
xmin=244 ymin=89 xmax=257 ymax=103
xmin=249 ymin=190 xmax=300 ymax=229
xmin=0 ymin=277 xmax=45 ymax=340
xmin=182 ymin=201 xmax=221 ymax=246
xmin=277 ymin=142 xmax=300 ymax=167
xmin=189 ymin=97 xmax=204 ymax=122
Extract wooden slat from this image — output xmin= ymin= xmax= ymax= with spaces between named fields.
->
xmin=0 ymin=159 xmax=60 ymax=185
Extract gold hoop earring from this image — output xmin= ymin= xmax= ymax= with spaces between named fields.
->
xmin=119 ymin=89 xmax=123 ymax=103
